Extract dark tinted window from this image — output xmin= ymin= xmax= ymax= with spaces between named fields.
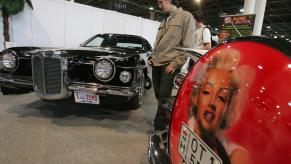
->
xmin=113 ymin=35 xmax=144 ymax=50
xmin=83 ymin=35 xmax=144 ymax=50
xmin=84 ymin=36 xmax=105 ymax=47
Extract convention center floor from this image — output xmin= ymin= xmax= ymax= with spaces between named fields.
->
xmin=0 ymin=89 xmax=157 ymax=164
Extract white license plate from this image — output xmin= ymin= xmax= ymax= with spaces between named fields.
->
xmin=74 ymin=91 xmax=99 ymax=104
xmin=178 ymin=123 xmax=222 ymax=164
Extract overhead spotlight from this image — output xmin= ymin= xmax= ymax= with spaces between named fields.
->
xmin=286 ymin=39 xmax=289 ymax=41
xmin=149 ymin=7 xmax=154 ymax=10
xmin=281 ymin=35 xmax=285 ymax=38
xmin=195 ymin=0 xmax=201 ymax=3
xmin=275 ymin=31 xmax=278 ymax=34
xmin=274 ymin=36 xmax=278 ymax=39
xmin=215 ymin=28 xmax=219 ymax=31
xmin=266 ymin=26 xmax=271 ymax=29
xmin=240 ymin=8 xmax=244 ymax=13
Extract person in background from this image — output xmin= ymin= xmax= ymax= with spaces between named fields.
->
xmin=188 ymin=13 xmax=212 ymax=70
xmin=194 ymin=13 xmax=212 ymax=50
xmin=148 ymin=0 xmax=195 ymax=130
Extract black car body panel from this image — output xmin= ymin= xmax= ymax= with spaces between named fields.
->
xmin=62 ymin=47 xmax=147 ymax=86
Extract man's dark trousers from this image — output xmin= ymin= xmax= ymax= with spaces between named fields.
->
xmin=152 ymin=64 xmax=180 ymax=130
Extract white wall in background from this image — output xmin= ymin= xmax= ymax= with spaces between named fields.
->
xmin=31 ymin=0 xmax=65 ymax=47
xmin=103 ymin=10 xmax=125 ymax=34
xmin=64 ymin=2 xmax=92 ymax=47
xmin=124 ymin=15 xmax=142 ymax=36
xmin=91 ymin=8 xmax=104 ymax=40
xmin=142 ymin=19 xmax=160 ymax=48
xmin=10 ymin=3 xmax=33 ymax=47
xmin=1 ymin=0 xmax=159 ymax=51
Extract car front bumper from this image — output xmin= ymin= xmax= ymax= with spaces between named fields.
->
xmin=0 ymin=73 xmax=33 ymax=90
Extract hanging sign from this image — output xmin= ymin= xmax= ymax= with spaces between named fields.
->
xmin=219 ymin=14 xmax=256 ymax=42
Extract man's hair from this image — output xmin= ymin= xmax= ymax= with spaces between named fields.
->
xmin=193 ymin=13 xmax=204 ymax=23
xmin=171 ymin=0 xmax=178 ymax=6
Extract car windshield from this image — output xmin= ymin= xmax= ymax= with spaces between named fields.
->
xmin=83 ymin=35 xmax=144 ymax=50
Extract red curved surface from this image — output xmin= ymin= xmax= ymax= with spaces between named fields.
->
xmin=169 ymin=41 xmax=291 ymax=164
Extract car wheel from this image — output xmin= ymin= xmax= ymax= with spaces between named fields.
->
xmin=145 ymin=74 xmax=152 ymax=90
xmin=126 ymin=74 xmax=145 ymax=109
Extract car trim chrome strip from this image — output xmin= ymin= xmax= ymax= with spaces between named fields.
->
xmin=0 ymin=75 xmax=33 ymax=86
xmin=73 ymin=62 xmax=94 ymax=65
xmin=72 ymin=62 xmax=146 ymax=69
xmin=116 ymin=65 xmax=147 ymax=69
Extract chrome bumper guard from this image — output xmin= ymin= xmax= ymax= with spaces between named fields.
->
xmin=68 ymin=82 xmax=138 ymax=97
xmin=148 ymin=130 xmax=170 ymax=164
xmin=0 ymin=74 xmax=33 ymax=86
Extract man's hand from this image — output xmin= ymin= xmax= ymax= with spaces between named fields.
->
xmin=147 ymin=59 xmax=153 ymax=66
xmin=165 ymin=63 xmax=175 ymax=74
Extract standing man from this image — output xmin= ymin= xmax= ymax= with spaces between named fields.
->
xmin=148 ymin=0 xmax=195 ymax=130
xmin=193 ymin=13 xmax=212 ymax=50
xmin=188 ymin=13 xmax=212 ymax=70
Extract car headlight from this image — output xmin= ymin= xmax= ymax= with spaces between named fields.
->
xmin=2 ymin=52 xmax=17 ymax=70
xmin=119 ymin=71 xmax=132 ymax=83
xmin=94 ymin=59 xmax=115 ymax=81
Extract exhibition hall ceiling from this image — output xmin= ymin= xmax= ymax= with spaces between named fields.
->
xmin=74 ymin=0 xmax=291 ymax=41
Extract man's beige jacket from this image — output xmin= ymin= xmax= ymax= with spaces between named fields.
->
xmin=152 ymin=7 xmax=195 ymax=70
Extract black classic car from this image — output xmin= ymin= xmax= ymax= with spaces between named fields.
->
xmin=0 ymin=34 xmax=152 ymax=109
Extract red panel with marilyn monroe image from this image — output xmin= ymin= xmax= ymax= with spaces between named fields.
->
xmin=169 ymin=40 xmax=291 ymax=164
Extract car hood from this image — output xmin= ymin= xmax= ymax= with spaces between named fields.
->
xmin=48 ymin=47 xmax=142 ymax=58
xmin=1 ymin=47 xmax=43 ymax=58
xmin=42 ymin=47 xmax=145 ymax=67
xmin=2 ymin=46 xmax=143 ymax=58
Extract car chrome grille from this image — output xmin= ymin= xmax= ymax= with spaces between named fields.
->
xmin=44 ymin=58 xmax=62 ymax=94
xmin=33 ymin=56 xmax=62 ymax=94
xmin=33 ymin=56 xmax=45 ymax=93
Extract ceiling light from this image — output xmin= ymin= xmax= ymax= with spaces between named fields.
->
xmin=274 ymin=36 xmax=277 ymax=39
xmin=266 ymin=26 xmax=271 ymax=29
xmin=240 ymin=8 xmax=244 ymax=13
xmin=275 ymin=31 xmax=278 ymax=34
xmin=215 ymin=28 xmax=219 ymax=31
xmin=195 ymin=0 xmax=201 ymax=3
xmin=281 ymin=35 xmax=285 ymax=38
xmin=149 ymin=7 xmax=154 ymax=10
xmin=286 ymin=39 xmax=289 ymax=41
